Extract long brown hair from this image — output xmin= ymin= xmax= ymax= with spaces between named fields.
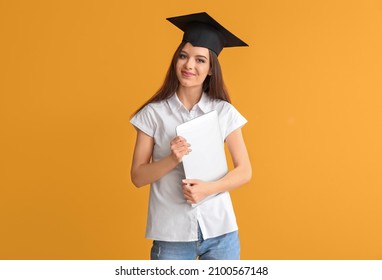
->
xmin=131 ymin=41 xmax=231 ymax=117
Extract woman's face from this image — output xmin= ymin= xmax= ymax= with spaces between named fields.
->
xmin=176 ymin=42 xmax=212 ymax=90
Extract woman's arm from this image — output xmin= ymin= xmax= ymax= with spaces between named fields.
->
xmin=182 ymin=128 xmax=251 ymax=203
xmin=131 ymin=129 xmax=191 ymax=188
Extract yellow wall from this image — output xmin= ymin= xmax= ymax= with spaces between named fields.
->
xmin=1 ymin=0 xmax=382 ymax=259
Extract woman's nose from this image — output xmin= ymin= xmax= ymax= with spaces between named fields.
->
xmin=184 ymin=58 xmax=194 ymax=69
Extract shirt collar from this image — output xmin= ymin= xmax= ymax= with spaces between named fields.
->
xmin=167 ymin=92 xmax=210 ymax=114
xmin=197 ymin=92 xmax=209 ymax=113
xmin=167 ymin=93 xmax=184 ymax=113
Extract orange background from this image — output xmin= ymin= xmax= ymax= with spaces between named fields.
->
xmin=1 ymin=0 xmax=382 ymax=259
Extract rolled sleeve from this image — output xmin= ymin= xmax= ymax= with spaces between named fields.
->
xmin=221 ymin=103 xmax=247 ymax=140
xmin=130 ymin=105 xmax=156 ymax=137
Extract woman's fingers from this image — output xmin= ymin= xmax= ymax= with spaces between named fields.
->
xmin=170 ymin=136 xmax=187 ymax=145
xmin=183 ymin=190 xmax=195 ymax=204
xmin=170 ymin=136 xmax=191 ymax=162
xmin=182 ymin=184 xmax=196 ymax=203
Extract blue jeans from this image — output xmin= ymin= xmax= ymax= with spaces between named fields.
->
xmin=150 ymin=227 xmax=240 ymax=260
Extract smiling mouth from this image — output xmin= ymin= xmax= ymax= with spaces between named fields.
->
xmin=181 ymin=71 xmax=195 ymax=77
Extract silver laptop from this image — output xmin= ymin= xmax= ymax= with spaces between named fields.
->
xmin=176 ymin=110 xmax=228 ymax=205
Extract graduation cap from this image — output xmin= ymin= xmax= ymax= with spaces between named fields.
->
xmin=166 ymin=12 xmax=248 ymax=56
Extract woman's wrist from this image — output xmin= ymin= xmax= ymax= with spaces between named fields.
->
xmin=166 ymin=154 xmax=181 ymax=169
xmin=206 ymin=181 xmax=220 ymax=196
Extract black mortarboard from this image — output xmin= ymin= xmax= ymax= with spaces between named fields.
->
xmin=166 ymin=12 xmax=248 ymax=56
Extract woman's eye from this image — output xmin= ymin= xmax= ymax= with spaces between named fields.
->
xmin=196 ymin=58 xmax=206 ymax=63
xmin=179 ymin=54 xmax=187 ymax=59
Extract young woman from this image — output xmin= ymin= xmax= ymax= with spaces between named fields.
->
xmin=130 ymin=12 xmax=252 ymax=260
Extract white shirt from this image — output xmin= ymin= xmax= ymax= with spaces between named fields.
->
xmin=130 ymin=92 xmax=247 ymax=241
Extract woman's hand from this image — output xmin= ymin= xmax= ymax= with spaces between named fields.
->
xmin=170 ymin=136 xmax=191 ymax=163
xmin=131 ymin=131 xmax=191 ymax=188
xmin=182 ymin=179 xmax=213 ymax=204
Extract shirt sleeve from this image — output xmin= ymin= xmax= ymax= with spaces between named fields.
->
xmin=130 ymin=105 xmax=156 ymax=138
xmin=222 ymin=103 xmax=248 ymax=140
